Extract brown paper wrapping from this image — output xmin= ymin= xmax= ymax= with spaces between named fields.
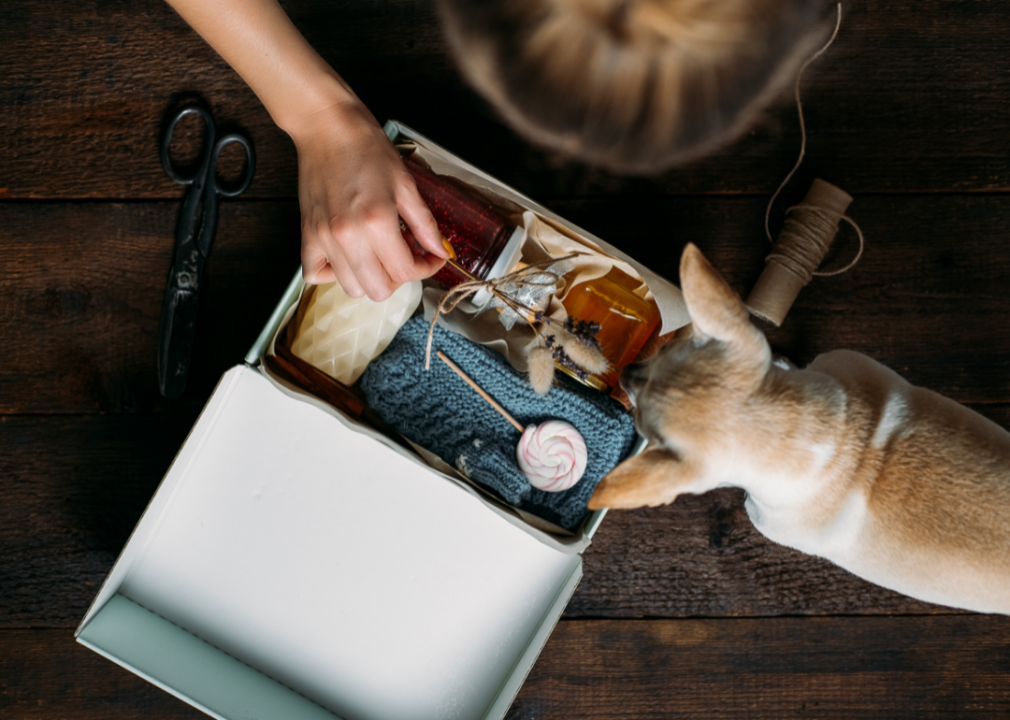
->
xmin=746 ymin=179 xmax=853 ymax=326
xmin=423 ymin=210 xmax=657 ymax=373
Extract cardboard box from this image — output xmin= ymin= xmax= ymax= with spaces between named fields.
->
xmin=76 ymin=122 xmax=690 ymax=720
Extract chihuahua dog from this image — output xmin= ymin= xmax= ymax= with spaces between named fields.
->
xmin=589 ymin=243 xmax=1010 ymax=614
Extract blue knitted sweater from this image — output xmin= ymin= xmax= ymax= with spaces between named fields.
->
xmin=360 ymin=315 xmax=637 ymax=530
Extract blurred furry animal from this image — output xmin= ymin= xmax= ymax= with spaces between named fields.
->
xmin=437 ymin=0 xmax=828 ymax=172
xmin=589 ymin=244 xmax=1010 ymax=614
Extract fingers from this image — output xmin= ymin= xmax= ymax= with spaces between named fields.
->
xmin=365 ymin=209 xmax=446 ymax=289
xmin=397 ymin=177 xmax=447 ymax=259
xmin=304 ymin=213 xmax=413 ymax=302
xmin=301 ymin=240 xmax=365 ymax=298
xmin=303 ymin=228 xmax=443 ymax=301
xmin=305 ymin=200 xmax=445 ymax=302
xmin=301 ymin=244 xmax=335 ymax=285
xmin=293 ymin=111 xmax=447 ymax=301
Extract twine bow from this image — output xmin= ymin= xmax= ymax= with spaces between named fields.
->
xmin=424 ymin=254 xmax=577 ymax=370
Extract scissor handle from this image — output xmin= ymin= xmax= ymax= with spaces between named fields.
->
xmin=208 ymin=133 xmax=256 ymax=197
xmin=160 ymin=105 xmax=216 ymax=185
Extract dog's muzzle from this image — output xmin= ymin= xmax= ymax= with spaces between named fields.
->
xmin=619 ymin=361 xmax=649 ymax=406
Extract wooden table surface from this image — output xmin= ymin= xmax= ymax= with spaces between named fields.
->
xmin=3 ymin=1 xmax=1010 ymax=718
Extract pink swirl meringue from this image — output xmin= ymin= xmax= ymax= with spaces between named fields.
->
xmin=516 ymin=420 xmax=588 ymax=492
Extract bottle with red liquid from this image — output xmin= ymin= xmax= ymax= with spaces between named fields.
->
xmin=401 ymin=158 xmax=523 ymax=288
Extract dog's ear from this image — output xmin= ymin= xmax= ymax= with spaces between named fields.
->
xmin=588 ymin=448 xmax=687 ymax=509
xmin=680 ymin=243 xmax=769 ymax=371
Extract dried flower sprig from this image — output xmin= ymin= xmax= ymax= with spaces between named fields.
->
xmin=425 ymin=256 xmax=609 ymax=394
xmin=526 ymin=345 xmax=555 ymax=396
xmin=537 ymin=316 xmax=609 ymax=393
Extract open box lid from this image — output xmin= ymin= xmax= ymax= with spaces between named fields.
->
xmin=77 ymin=363 xmax=585 ymax=720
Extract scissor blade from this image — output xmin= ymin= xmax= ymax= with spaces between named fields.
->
xmin=158 ymin=285 xmax=200 ymax=398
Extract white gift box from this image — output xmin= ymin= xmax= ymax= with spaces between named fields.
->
xmin=76 ymin=122 xmax=690 ymax=720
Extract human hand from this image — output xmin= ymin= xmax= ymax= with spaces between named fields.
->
xmin=292 ymin=99 xmax=447 ymax=300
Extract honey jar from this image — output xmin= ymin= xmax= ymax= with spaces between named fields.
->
xmin=560 ymin=272 xmax=661 ymax=390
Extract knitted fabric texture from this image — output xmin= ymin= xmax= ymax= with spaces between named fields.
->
xmin=360 ymin=315 xmax=637 ymax=530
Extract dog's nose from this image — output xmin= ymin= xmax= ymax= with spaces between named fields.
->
xmin=620 ymin=361 xmax=648 ymax=399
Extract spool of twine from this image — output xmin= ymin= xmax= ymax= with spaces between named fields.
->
xmin=746 ymin=178 xmax=859 ymax=326
xmin=745 ymin=4 xmax=865 ymax=327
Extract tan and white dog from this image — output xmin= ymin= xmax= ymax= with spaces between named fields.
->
xmin=589 ymin=243 xmax=1010 ymax=614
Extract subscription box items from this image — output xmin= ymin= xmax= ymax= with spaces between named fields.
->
xmin=76 ymin=124 xmax=691 ymax=720
xmin=270 ymin=148 xmax=670 ymax=535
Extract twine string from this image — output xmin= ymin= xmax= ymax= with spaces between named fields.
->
xmin=763 ymin=3 xmax=865 ymax=281
xmin=424 ymin=255 xmax=577 ymax=370
xmin=769 ymin=203 xmax=865 ymax=283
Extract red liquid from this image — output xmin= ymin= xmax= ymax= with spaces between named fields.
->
xmin=402 ymin=159 xmax=513 ymax=287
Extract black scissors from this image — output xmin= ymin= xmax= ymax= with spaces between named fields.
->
xmin=158 ymin=104 xmax=255 ymax=398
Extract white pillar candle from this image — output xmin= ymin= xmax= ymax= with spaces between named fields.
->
xmin=291 ymin=280 xmax=422 ymax=386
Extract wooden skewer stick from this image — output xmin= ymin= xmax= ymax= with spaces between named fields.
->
xmin=437 ymin=350 xmax=525 ymax=433
xmin=446 ymin=257 xmax=480 ymax=282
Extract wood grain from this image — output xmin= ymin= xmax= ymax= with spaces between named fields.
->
xmin=4 ymin=618 xmax=1009 ymax=719
xmin=0 ymin=415 xmax=196 ymax=629
xmin=5 ymin=409 xmax=1009 ymax=627
xmin=514 ymin=616 xmax=1010 ymax=720
xmin=0 ymin=202 xmax=301 ymax=414
xmin=5 ymin=1 xmax=1010 ymax=715
xmin=2 ymin=1 xmax=1010 ymax=199
xmin=4 ymin=194 xmax=1009 ymax=415
xmin=553 ymin=192 xmax=1010 ymax=401
xmin=1 ymin=629 xmax=205 ymax=719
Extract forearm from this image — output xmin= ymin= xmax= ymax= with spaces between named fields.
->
xmin=163 ymin=0 xmax=357 ymax=136
xmin=164 ymin=0 xmax=446 ymax=298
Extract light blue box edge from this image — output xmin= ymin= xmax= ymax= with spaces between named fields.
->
xmin=79 ymin=594 xmax=344 ymax=720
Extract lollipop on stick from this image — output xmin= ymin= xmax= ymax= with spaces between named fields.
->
xmin=436 ymin=351 xmax=588 ymax=492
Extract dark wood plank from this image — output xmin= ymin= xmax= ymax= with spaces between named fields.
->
xmin=2 ymin=1 xmax=1010 ymax=199
xmin=0 ymin=629 xmax=204 ymax=719
xmin=4 ymin=194 xmax=1009 ymax=414
xmin=556 ymin=192 xmax=1010 ymax=403
xmin=514 ymin=616 xmax=1010 ymax=719
xmin=0 ymin=202 xmax=301 ymax=414
xmin=574 ymin=487 xmax=937 ymax=618
xmin=5 ymin=409 xmax=1009 ymax=626
xmin=4 ymin=618 xmax=1010 ymax=719
xmin=0 ymin=415 xmax=196 ymax=629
